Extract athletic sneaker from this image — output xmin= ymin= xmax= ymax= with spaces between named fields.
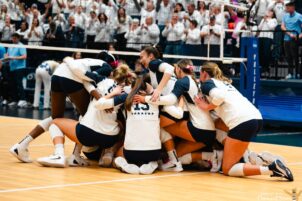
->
xmin=9 ymin=143 xmax=32 ymax=163
xmin=66 ymin=154 xmax=90 ymax=167
xmin=158 ymin=160 xmax=183 ymax=172
xmin=114 ymin=157 xmax=140 ymax=174
xmin=210 ymin=150 xmax=223 ymax=173
xmin=248 ymin=151 xmax=286 ymax=166
xmin=8 ymin=101 xmax=17 ymax=107
xmin=17 ymin=100 xmax=27 ymax=107
xmin=139 ymin=161 xmax=158 ymax=175
xmin=268 ymin=159 xmax=294 ymax=181
xmin=37 ymin=154 xmax=66 ymax=168
xmin=99 ymin=148 xmax=114 ymax=167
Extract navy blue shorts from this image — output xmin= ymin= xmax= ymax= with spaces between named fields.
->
xmin=51 ymin=75 xmax=84 ymax=94
xmin=187 ymin=121 xmax=216 ymax=147
xmin=229 ymin=119 xmax=263 ymax=142
xmin=82 ymin=146 xmax=103 ymax=161
xmin=123 ymin=149 xmax=161 ymax=167
xmin=76 ymin=123 xmax=119 ymax=148
xmin=160 ymin=111 xmax=189 ymax=122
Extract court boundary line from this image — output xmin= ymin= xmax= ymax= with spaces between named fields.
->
xmin=258 ymin=132 xmax=302 ymax=137
xmin=0 ymin=172 xmax=202 ymax=193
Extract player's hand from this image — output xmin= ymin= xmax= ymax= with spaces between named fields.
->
xmin=133 ymin=95 xmax=145 ymax=104
xmin=112 ymin=85 xmax=124 ymax=96
xmin=150 ymin=88 xmax=161 ymax=102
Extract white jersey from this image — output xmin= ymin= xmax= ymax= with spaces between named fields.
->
xmin=80 ymin=78 xmax=120 ymax=135
xmin=148 ymin=59 xmax=177 ymax=95
xmin=63 ymin=57 xmax=110 ymax=81
xmin=202 ymin=78 xmax=262 ymax=129
xmin=124 ymin=103 xmax=161 ymax=151
xmin=53 ymin=63 xmax=83 ymax=83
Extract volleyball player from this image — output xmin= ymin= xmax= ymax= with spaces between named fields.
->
xmin=33 ymin=60 xmax=60 ymax=109
xmin=139 ymin=46 xmax=185 ymax=171
xmin=194 ymin=62 xmax=293 ymax=181
xmin=36 ymin=65 xmax=133 ymax=167
xmin=9 ymin=51 xmax=116 ymax=164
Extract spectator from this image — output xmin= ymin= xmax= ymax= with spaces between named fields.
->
xmin=33 ymin=60 xmax=59 ymax=109
xmin=9 ymin=0 xmax=24 ymax=29
xmin=253 ymin=0 xmax=271 ymax=24
xmin=198 ymin=0 xmax=210 ymax=27
xmin=200 ymin=15 xmax=223 ymax=57
xmin=72 ymin=51 xmax=82 ymax=59
xmin=71 ymin=6 xmax=87 ymax=30
xmin=53 ymin=10 xmax=68 ymax=32
xmin=51 ymin=0 xmax=66 ymax=16
xmin=15 ymin=21 xmax=29 ymax=44
xmin=1 ymin=17 xmax=15 ymax=42
xmin=281 ymin=0 xmax=302 ymax=79
xmin=45 ymin=20 xmax=65 ymax=46
xmin=162 ymin=13 xmax=185 ymax=63
xmin=140 ymin=1 xmax=156 ymax=26
xmin=125 ymin=18 xmax=141 ymax=51
xmin=184 ymin=20 xmax=201 ymax=45
xmin=200 ymin=15 xmax=223 ymax=45
xmin=268 ymin=0 xmax=285 ymax=62
xmin=95 ymin=13 xmax=113 ymax=50
xmin=27 ymin=18 xmax=44 ymax=46
xmin=174 ymin=3 xmax=186 ymax=22
xmin=65 ymin=15 xmax=85 ymax=48
xmin=258 ymin=10 xmax=278 ymax=77
xmin=138 ymin=16 xmax=160 ymax=46
xmin=5 ymin=33 xmax=27 ymax=107
xmin=183 ymin=3 xmax=201 ymax=29
xmin=86 ymin=11 xmax=100 ymax=49
xmin=157 ymin=0 xmax=176 ymax=50
xmin=113 ymin=7 xmax=132 ymax=51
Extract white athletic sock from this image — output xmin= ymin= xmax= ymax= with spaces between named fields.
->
xmin=260 ymin=166 xmax=272 ymax=175
xmin=179 ymin=153 xmax=192 ymax=165
xmin=19 ymin=135 xmax=34 ymax=148
xmin=202 ymin=152 xmax=213 ymax=161
xmin=54 ymin=144 xmax=64 ymax=156
xmin=167 ymin=150 xmax=179 ymax=162
xmin=38 ymin=117 xmax=53 ymax=131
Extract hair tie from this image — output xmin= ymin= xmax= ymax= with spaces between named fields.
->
xmin=186 ymin=65 xmax=194 ymax=72
xmin=127 ymin=73 xmax=132 ymax=78
xmin=110 ymin=60 xmax=119 ymax=68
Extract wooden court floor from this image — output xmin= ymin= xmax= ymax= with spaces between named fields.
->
xmin=0 ymin=116 xmax=301 ymax=201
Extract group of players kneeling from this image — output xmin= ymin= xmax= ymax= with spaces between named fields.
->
xmin=9 ymin=46 xmax=294 ymax=181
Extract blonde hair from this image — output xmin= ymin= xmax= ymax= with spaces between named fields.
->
xmin=201 ymin=62 xmax=232 ymax=84
xmin=112 ymin=64 xmax=134 ymax=85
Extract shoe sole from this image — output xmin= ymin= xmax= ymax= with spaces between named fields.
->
xmin=9 ymin=147 xmax=32 ymax=163
xmin=37 ymin=160 xmax=66 ymax=168
xmin=276 ymin=160 xmax=294 ymax=181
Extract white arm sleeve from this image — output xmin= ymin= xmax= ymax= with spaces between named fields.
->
xmin=209 ymin=88 xmax=226 ymax=106
xmin=158 ymin=63 xmax=174 ymax=75
xmin=83 ymin=81 xmax=96 ymax=94
xmin=64 ymin=57 xmax=93 ymax=82
xmin=145 ymin=94 xmax=178 ymax=106
xmin=94 ymin=98 xmax=114 ymax=110
xmin=163 ymin=105 xmax=184 ymax=119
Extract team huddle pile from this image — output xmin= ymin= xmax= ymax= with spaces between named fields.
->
xmin=9 ymin=46 xmax=293 ymax=181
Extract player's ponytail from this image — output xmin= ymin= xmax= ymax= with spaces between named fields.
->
xmin=112 ymin=64 xmax=134 ymax=85
xmin=125 ymin=72 xmax=147 ymax=111
xmin=202 ymin=62 xmax=232 ymax=84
